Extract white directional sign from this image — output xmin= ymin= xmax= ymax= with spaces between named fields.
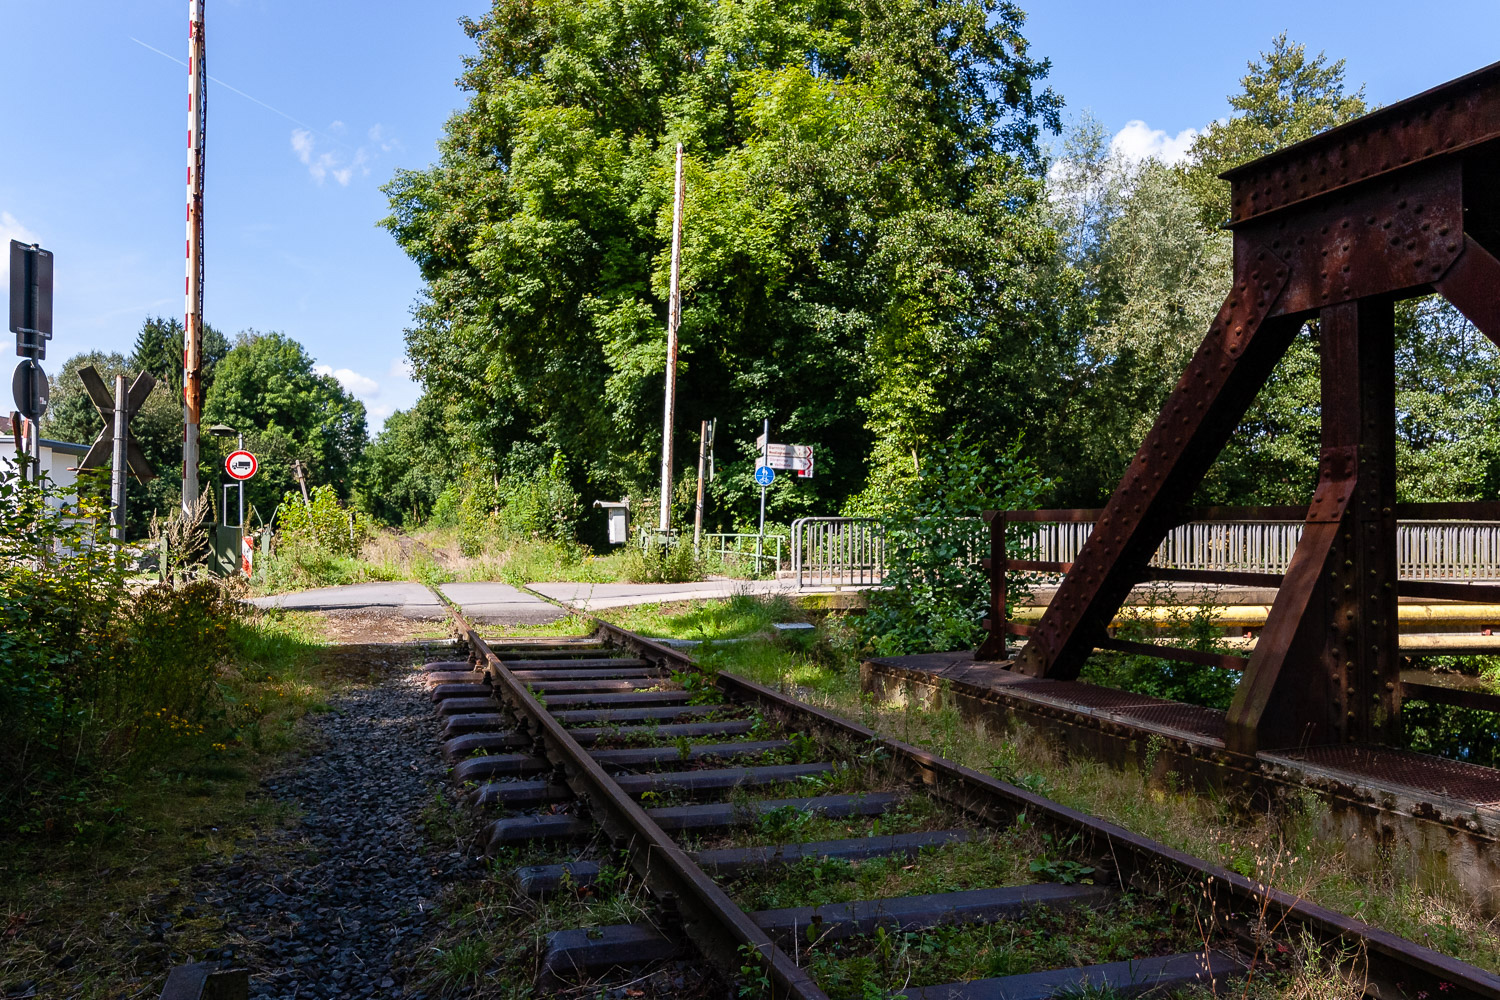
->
xmin=226 ymin=450 xmax=258 ymax=481
xmin=764 ymin=443 xmax=814 ymax=478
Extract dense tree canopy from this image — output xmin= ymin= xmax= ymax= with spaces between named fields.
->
xmin=1033 ymin=36 xmax=1500 ymax=507
xmin=382 ymin=0 xmax=1066 ymax=528
xmin=203 ymin=332 xmax=369 ymax=522
xmin=42 ymin=322 xmax=367 ymax=537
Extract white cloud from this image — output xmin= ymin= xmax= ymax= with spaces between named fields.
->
xmin=314 ymin=363 xmax=379 ymax=395
xmin=0 ymin=212 xmax=41 ymax=287
xmin=368 ymin=123 xmax=400 ymax=152
xmin=314 ymin=359 xmax=421 ymax=431
xmin=289 ymin=128 xmax=376 ymax=187
xmin=1109 ymin=120 xmax=1199 ymax=167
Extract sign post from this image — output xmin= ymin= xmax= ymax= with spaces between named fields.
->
xmin=9 ymin=240 xmax=53 ymax=480
xmin=693 ymin=419 xmax=711 ymax=553
xmin=754 ymin=418 xmax=772 ymax=566
xmin=77 ymin=366 xmax=157 ymax=543
xmin=225 ymin=448 xmax=256 ymax=531
xmin=764 ymin=443 xmax=814 ymax=478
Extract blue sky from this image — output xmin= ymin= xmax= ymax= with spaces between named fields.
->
xmin=2 ymin=1 xmax=1496 ymax=432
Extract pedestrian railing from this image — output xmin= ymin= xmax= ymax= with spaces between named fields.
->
xmin=637 ymin=528 xmax=788 ymax=577
xmin=700 ymin=532 xmax=787 ymax=577
xmin=791 ymin=517 xmax=886 ymax=588
xmin=786 ymin=514 xmax=1500 ymax=591
xmin=1013 ymin=520 xmax=1500 ymax=579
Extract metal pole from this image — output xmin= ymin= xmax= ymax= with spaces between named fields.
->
xmin=293 ymin=459 xmax=311 ymax=508
xmin=757 ymin=417 xmax=768 ymax=568
xmin=182 ymin=0 xmax=207 ymax=516
xmin=658 ymin=143 xmax=685 ymax=535
xmin=237 ymin=431 xmax=244 ymax=528
xmin=111 ymin=374 xmax=128 ymax=543
xmin=26 ymin=418 xmax=39 ymax=485
xmin=693 ymin=419 xmax=708 ymax=553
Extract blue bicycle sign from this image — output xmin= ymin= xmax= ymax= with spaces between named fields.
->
xmin=754 ymin=465 xmax=776 ymax=486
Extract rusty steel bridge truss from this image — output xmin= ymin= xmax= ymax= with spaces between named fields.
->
xmin=977 ymin=61 xmax=1500 ymax=755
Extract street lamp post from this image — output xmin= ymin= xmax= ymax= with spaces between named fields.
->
xmin=207 ymin=424 xmax=240 ymax=526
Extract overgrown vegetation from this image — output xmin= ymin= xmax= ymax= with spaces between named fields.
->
xmin=276 ymin=484 xmax=370 ymax=557
xmin=855 ymin=435 xmax=1044 ymax=656
xmin=0 ymin=473 xmax=365 ymax=997
xmin=1077 ymin=584 xmax=1240 ymax=710
xmin=637 ymin=595 xmax=1500 ymax=977
xmin=0 ymin=474 xmax=334 ymax=841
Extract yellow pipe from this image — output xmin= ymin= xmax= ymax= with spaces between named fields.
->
xmin=1014 ymin=604 xmax=1500 ymax=629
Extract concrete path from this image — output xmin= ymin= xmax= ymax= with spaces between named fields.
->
xmin=527 ymin=578 xmax=799 ymax=611
xmin=250 ymin=582 xmax=447 ymax=619
xmin=438 ymin=581 xmax=564 ymax=625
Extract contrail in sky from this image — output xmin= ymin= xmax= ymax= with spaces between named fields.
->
xmin=129 ymin=36 xmax=353 ymax=150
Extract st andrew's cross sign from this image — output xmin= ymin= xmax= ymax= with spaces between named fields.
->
xmin=77 ymin=365 xmax=156 ymax=480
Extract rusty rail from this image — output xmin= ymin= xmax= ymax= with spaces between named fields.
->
xmin=450 ymin=609 xmax=828 ymax=1000
xmin=587 ymin=617 xmax=1500 ymax=999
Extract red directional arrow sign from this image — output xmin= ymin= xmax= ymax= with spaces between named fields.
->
xmin=764 ymin=443 xmax=814 ymax=477
xmin=226 ymin=450 xmax=258 ymax=481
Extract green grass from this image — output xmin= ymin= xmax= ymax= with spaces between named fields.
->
xmin=599 ymin=591 xmax=810 ymax=641
xmin=0 ymin=607 xmax=355 ymax=999
xmin=802 ymin=893 xmax=1198 ymax=997
xmin=417 ymin=821 xmax=724 ymax=997
xmin=686 ymin=598 xmax=1500 ymax=980
xmin=730 ymin=829 xmax=1039 ymax=912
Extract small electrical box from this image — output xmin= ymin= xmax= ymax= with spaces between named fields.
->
xmin=593 ymin=499 xmax=630 ymax=545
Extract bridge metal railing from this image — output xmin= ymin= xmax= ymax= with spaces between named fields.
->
xmin=1014 ymin=520 xmax=1500 ymax=580
xmin=788 ymin=515 xmax=1500 ymax=590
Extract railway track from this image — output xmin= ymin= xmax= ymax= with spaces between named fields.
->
xmin=424 ymin=611 xmax=1500 ymax=999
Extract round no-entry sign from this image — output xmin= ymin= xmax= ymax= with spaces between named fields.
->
xmin=226 ymin=450 xmax=258 ymax=480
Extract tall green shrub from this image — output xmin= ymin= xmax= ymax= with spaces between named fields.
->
xmin=277 ymin=485 xmax=369 ymax=557
xmin=0 ymin=475 xmax=244 ymax=836
xmin=497 ymin=455 xmax=582 ymax=543
xmin=858 ymin=435 xmax=1045 ymax=655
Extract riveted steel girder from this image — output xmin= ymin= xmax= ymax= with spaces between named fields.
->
xmin=1010 ymin=62 xmax=1500 ymax=754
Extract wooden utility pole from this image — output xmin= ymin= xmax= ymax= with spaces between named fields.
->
xmin=693 ymin=419 xmax=709 ymax=552
xmin=658 ymin=143 xmax=685 ymax=534
xmin=292 ymin=459 xmax=312 ymax=508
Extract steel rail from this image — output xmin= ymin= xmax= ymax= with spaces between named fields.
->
xmin=450 ymin=609 xmax=828 ymax=1000
xmin=590 ymin=618 xmax=1500 ymax=1000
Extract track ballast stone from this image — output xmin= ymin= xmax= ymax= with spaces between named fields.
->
xmin=204 ymin=660 xmax=471 ymax=999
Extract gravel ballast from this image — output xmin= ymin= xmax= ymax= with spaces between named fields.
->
xmin=202 ymin=657 xmax=470 ymax=999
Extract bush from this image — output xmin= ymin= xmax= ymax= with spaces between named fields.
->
xmin=277 ymin=484 xmax=369 ymax=557
xmin=857 ymin=434 xmax=1045 ymax=656
xmin=429 ymin=456 xmax=582 ymax=555
xmin=1077 ymin=583 xmax=1238 ymax=709
xmin=621 ymin=538 xmax=704 ymax=583
xmin=497 ymin=454 xmax=582 ymax=543
xmin=0 ymin=475 xmax=247 ymax=837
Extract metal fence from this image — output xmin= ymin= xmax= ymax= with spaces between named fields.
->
xmin=791 ymin=517 xmax=886 ymax=588
xmin=1015 ymin=520 xmax=1500 ymax=580
xmin=700 ymin=532 xmax=787 ymax=577
xmin=787 ymin=516 xmax=1500 ymax=589
xmin=636 ymin=528 xmax=788 ymax=577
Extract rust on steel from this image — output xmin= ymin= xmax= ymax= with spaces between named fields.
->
xmin=451 ymin=611 xmax=829 ymax=1000
xmin=688 ymin=650 xmax=1500 ymax=999
xmin=991 ymin=61 xmax=1500 ymax=754
xmin=592 ymin=618 xmax=1500 ymax=996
